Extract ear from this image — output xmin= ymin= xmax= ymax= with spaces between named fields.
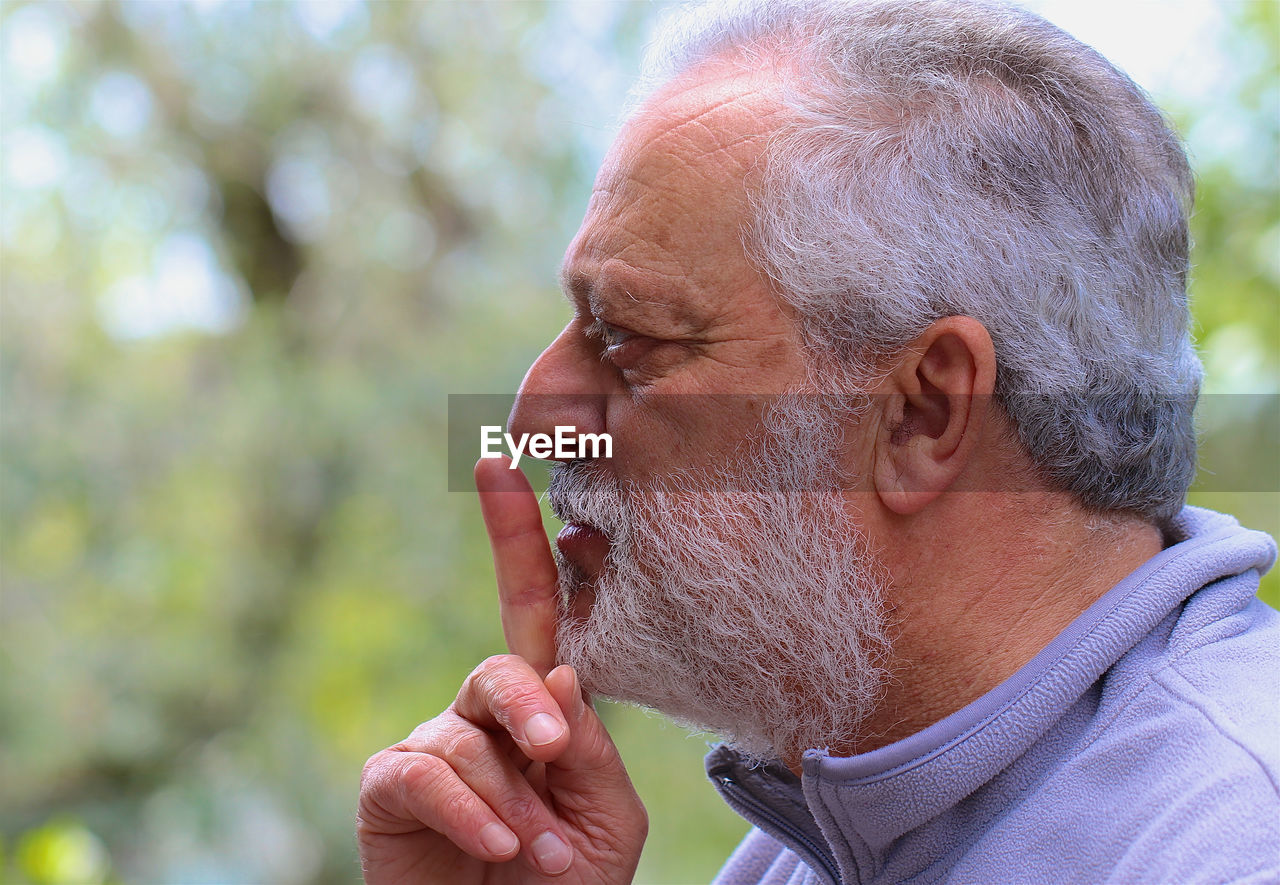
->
xmin=873 ymin=316 xmax=996 ymax=515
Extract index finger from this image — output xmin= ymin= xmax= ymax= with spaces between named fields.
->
xmin=475 ymin=456 xmax=559 ymax=676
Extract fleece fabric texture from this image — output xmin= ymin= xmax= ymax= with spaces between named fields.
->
xmin=706 ymin=506 xmax=1280 ymax=885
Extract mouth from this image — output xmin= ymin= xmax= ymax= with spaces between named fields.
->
xmin=555 ymin=522 xmax=610 ymax=576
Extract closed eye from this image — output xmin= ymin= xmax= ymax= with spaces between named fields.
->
xmin=585 ymin=318 xmax=635 ymax=358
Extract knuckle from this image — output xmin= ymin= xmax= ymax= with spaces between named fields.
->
xmin=379 ymin=754 xmax=477 ymax=834
xmin=402 ymin=715 xmax=448 ymax=749
xmin=461 ymin=656 xmax=551 ymax=734
xmin=357 ymin=754 xmax=426 ymax=830
xmin=395 ymin=756 xmax=458 ymax=823
xmin=444 ymin=728 xmax=492 ymax=767
xmin=355 ymin=786 xmax=394 ymax=833
xmin=470 ymin=653 xmax=523 ymax=684
xmin=499 ymin=793 xmax=549 ymax=830
xmin=354 ymin=813 xmax=379 ymax=847
xmin=360 ymin=749 xmax=395 ymax=788
xmin=437 ymin=780 xmax=477 ymax=824
xmin=403 ymin=753 xmax=451 ymax=797
xmin=487 ymin=671 xmax=544 ymax=709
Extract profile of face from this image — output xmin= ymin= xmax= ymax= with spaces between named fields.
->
xmin=509 ymin=66 xmax=891 ymax=763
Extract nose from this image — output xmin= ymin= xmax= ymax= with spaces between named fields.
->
xmin=507 ymin=323 xmax=611 ymax=460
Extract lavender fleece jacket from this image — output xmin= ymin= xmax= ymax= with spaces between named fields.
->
xmin=706 ymin=506 xmax=1280 ymax=884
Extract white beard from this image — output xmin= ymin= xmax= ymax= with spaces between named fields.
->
xmin=547 ymin=394 xmax=891 ymax=764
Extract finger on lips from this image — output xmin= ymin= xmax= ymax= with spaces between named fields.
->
xmin=357 ymin=463 xmax=627 ymax=878
xmin=353 ymin=462 xmax=580 ymax=875
xmin=475 ymin=457 xmax=559 ymax=676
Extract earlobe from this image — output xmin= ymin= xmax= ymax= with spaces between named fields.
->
xmin=875 ymin=430 xmax=938 ymax=516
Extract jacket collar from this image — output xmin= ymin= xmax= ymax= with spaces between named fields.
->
xmin=707 ymin=507 xmax=1276 ymax=882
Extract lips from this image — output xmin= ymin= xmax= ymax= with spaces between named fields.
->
xmin=555 ymin=522 xmax=610 ymax=575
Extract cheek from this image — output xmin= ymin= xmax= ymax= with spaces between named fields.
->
xmin=603 ymin=399 xmax=769 ymax=484
xmin=755 ymin=334 xmax=803 ymax=374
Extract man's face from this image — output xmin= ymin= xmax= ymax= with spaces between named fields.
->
xmin=513 ymin=67 xmax=811 ymax=586
xmin=509 ymin=68 xmax=890 ymax=762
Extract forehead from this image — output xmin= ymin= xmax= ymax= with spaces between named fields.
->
xmin=561 ymin=67 xmax=783 ymax=316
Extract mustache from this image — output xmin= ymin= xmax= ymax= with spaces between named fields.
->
xmin=546 ymin=460 xmax=628 ymax=535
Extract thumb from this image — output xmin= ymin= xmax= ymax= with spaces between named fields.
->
xmin=541 ymin=665 xmax=648 ymax=878
xmin=543 ymin=664 xmax=620 ymax=774
xmin=542 ymin=665 xmax=644 ymax=817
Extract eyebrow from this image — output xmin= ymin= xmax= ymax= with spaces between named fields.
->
xmin=558 ymin=265 xmax=594 ymax=312
xmin=558 ymin=265 xmax=648 ymax=322
xmin=558 ymin=261 xmax=714 ymax=335
xmin=559 ymin=262 xmax=674 ymax=312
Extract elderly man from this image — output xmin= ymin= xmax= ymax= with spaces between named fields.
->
xmin=358 ymin=1 xmax=1279 ymax=882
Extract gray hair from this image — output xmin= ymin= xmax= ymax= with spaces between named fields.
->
xmin=638 ymin=0 xmax=1201 ymax=522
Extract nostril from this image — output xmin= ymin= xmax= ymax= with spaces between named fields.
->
xmin=510 ymin=386 xmax=608 ymax=455
xmin=507 ymin=395 xmax=613 ymax=465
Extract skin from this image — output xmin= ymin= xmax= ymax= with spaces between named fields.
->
xmin=358 ymin=458 xmax=647 ymax=883
xmin=356 ymin=63 xmax=1165 ymax=880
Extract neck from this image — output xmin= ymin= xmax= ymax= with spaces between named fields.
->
xmin=797 ymin=492 xmax=1163 ymax=769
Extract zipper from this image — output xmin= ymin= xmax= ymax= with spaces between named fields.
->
xmin=715 ymin=772 xmax=843 ymax=885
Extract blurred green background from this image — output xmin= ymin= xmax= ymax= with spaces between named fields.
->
xmin=1 ymin=1 xmax=1275 ymax=883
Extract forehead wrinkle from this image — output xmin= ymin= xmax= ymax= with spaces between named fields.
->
xmin=628 ymin=98 xmax=774 ymax=182
xmin=637 ymin=90 xmax=748 ymax=147
xmin=674 ymin=109 xmax=772 ymax=169
xmin=600 ymin=110 xmax=776 ymax=222
xmin=560 ymin=69 xmax=788 ymax=341
xmin=652 ymin=138 xmax=765 ymax=195
xmin=594 ymin=170 xmax=755 ymax=312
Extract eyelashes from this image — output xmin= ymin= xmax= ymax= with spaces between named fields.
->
xmin=582 ymin=316 xmax=684 ymax=384
xmin=585 ymin=318 xmax=639 ymax=363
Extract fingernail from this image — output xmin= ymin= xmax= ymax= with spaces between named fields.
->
xmin=479 ymin=822 xmax=518 ymax=857
xmin=532 ymin=830 xmax=572 ymax=875
xmin=524 ymin=712 xmax=564 ymax=746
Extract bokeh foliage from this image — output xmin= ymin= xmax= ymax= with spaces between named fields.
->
xmin=1 ymin=1 xmax=1275 ymax=883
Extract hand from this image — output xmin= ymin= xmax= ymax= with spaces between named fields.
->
xmin=356 ymin=457 xmax=647 ymax=883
